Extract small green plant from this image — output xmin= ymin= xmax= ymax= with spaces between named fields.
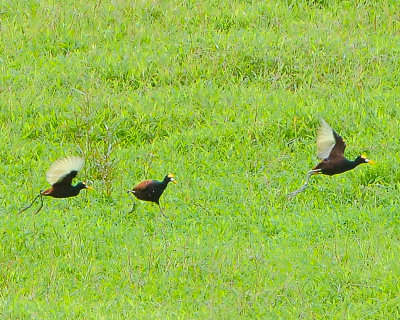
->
xmin=70 ymin=90 xmax=116 ymax=197
xmin=92 ymin=123 xmax=116 ymax=197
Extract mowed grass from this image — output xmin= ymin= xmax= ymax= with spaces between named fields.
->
xmin=1 ymin=0 xmax=400 ymax=318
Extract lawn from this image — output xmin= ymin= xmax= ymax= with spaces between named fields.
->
xmin=1 ymin=0 xmax=400 ymax=318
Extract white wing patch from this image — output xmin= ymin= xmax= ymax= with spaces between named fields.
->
xmin=317 ymin=119 xmax=336 ymax=159
xmin=46 ymin=156 xmax=84 ymax=185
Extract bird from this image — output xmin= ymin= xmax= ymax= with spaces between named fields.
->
xmin=19 ymin=156 xmax=93 ymax=214
xmin=288 ymin=118 xmax=375 ymax=198
xmin=127 ymin=173 xmax=177 ymax=217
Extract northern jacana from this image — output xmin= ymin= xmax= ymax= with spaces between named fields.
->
xmin=19 ymin=156 xmax=93 ymax=214
xmin=127 ymin=174 xmax=177 ymax=217
xmin=288 ymin=118 xmax=374 ymax=198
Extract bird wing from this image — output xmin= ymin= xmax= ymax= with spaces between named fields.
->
xmin=329 ymin=129 xmax=346 ymax=159
xmin=46 ymin=156 xmax=84 ymax=186
xmin=133 ymin=180 xmax=155 ymax=192
xmin=317 ymin=119 xmax=346 ymax=159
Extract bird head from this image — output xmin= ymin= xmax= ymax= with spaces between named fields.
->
xmin=166 ymin=173 xmax=178 ymax=184
xmin=356 ymin=155 xmax=375 ymax=165
xmin=77 ymin=182 xmax=94 ymax=190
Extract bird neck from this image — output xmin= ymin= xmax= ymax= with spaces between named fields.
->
xmin=346 ymin=158 xmax=362 ymax=169
xmin=72 ymin=183 xmax=86 ymax=194
xmin=160 ymin=179 xmax=169 ymax=188
xmin=162 ymin=176 xmax=171 ymax=185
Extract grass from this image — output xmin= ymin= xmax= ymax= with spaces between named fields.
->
xmin=1 ymin=0 xmax=400 ymax=318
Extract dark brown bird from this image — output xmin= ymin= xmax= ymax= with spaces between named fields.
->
xmin=288 ymin=119 xmax=375 ymax=198
xmin=127 ymin=173 xmax=177 ymax=217
xmin=19 ymin=156 xmax=93 ymax=214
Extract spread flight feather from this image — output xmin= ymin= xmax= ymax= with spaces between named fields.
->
xmin=46 ymin=156 xmax=84 ymax=185
xmin=317 ymin=119 xmax=336 ymax=159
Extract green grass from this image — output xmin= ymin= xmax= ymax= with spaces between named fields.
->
xmin=1 ymin=0 xmax=400 ymax=318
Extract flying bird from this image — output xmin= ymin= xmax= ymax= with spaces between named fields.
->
xmin=288 ymin=119 xmax=374 ymax=198
xmin=127 ymin=173 xmax=177 ymax=217
xmin=19 ymin=156 xmax=93 ymax=214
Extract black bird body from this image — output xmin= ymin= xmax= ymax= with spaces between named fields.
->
xmin=42 ymin=181 xmax=88 ymax=198
xmin=313 ymin=157 xmax=367 ymax=176
xmin=288 ymin=119 xmax=374 ymax=198
xmin=131 ymin=179 xmax=169 ymax=204
xmin=128 ymin=174 xmax=177 ymax=217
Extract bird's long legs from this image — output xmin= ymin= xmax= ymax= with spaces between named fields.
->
xmin=127 ymin=190 xmax=170 ymax=220
xmin=157 ymin=203 xmax=169 ymax=219
xmin=127 ymin=190 xmax=136 ymax=213
xmin=18 ymin=193 xmax=44 ymax=214
xmin=288 ymin=169 xmax=321 ymax=198
xmin=34 ymin=196 xmax=44 ymax=214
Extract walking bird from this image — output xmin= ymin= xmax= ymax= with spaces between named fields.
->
xmin=127 ymin=173 xmax=177 ymax=217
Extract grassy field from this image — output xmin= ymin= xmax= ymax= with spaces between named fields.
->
xmin=1 ymin=0 xmax=400 ymax=318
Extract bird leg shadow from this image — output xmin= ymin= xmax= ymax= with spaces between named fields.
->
xmin=18 ymin=193 xmax=44 ymax=214
xmin=127 ymin=190 xmax=136 ymax=213
xmin=288 ymin=169 xmax=321 ymax=199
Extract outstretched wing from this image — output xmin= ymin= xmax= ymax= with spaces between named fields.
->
xmin=329 ymin=129 xmax=346 ymax=159
xmin=46 ymin=156 xmax=84 ymax=186
xmin=317 ymin=119 xmax=346 ymax=159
